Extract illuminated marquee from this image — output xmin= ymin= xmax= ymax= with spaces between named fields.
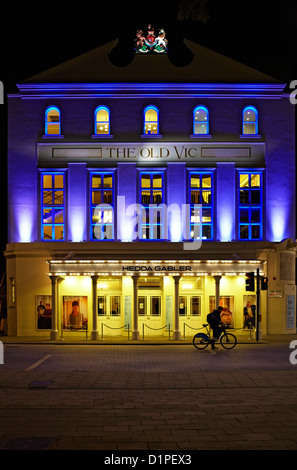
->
xmin=135 ymin=24 xmax=168 ymax=54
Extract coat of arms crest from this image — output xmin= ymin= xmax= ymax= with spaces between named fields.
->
xmin=135 ymin=24 xmax=168 ymax=54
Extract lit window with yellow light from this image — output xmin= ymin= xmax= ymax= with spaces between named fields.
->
xmin=140 ymin=172 xmax=164 ymax=240
xmin=90 ymin=172 xmax=114 ymax=240
xmin=45 ymin=106 xmax=61 ymax=135
xmin=239 ymin=171 xmax=262 ymax=240
xmin=41 ymin=172 xmax=65 ymax=241
xmin=143 ymin=106 xmax=159 ymax=135
xmin=189 ymin=172 xmax=213 ymax=240
xmin=95 ymin=106 xmax=110 ymax=135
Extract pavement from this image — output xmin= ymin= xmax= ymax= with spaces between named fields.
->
xmin=0 ymin=333 xmax=297 ymax=454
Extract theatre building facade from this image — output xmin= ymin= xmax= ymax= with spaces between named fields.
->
xmin=5 ymin=33 xmax=296 ymax=340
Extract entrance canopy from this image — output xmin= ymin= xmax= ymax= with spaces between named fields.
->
xmin=48 ymin=259 xmax=264 ymax=277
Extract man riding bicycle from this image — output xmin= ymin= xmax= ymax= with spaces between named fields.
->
xmin=207 ymin=306 xmax=223 ymax=349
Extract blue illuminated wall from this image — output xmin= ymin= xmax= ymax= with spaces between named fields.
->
xmin=7 ymin=85 xmax=295 ymax=245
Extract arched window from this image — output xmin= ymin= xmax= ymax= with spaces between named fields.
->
xmin=45 ymin=106 xmax=61 ymax=135
xmin=143 ymin=106 xmax=159 ymax=135
xmin=242 ymin=106 xmax=258 ymax=135
xmin=94 ymin=106 xmax=110 ymax=135
xmin=193 ymin=106 xmax=209 ymax=135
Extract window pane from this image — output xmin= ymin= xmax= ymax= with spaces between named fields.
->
xmin=138 ymin=297 xmax=147 ymax=316
xmin=152 ymin=190 xmax=162 ymax=204
xmin=103 ymin=210 xmax=113 ymax=224
xmin=102 ymin=224 xmax=113 ymax=240
xmin=54 ymin=190 xmax=63 ymax=205
xmin=152 ymin=174 xmax=162 ymax=188
xmin=43 ymin=175 xmax=52 ymax=189
xmin=92 ymin=176 xmax=101 ymax=188
xmin=54 ymin=226 xmax=64 ymax=240
xmin=243 ymin=123 xmax=256 ymax=135
xmin=54 ymin=174 xmax=64 ymax=188
xmin=43 ymin=209 xmax=52 ymax=223
xmin=240 ymin=174 xmax=249 ymax=188
xmin=96 ymin=108 xmax=109 ymax=122
xmin=240 ymin=190 xmax=249 ymax=204
xmin=240 ymin=225 xmax=249 ymax=239
xmin=202 ymin=175 xmax=211 ymax=188
xmin=191 ymin=175 xmax=200 ymax=188
xmin=202 ymin=208 xmax=211 ymax=223
xmin=191 ymin=297 xmax=201 ymax=316
xmin=43 ymin=225 xmax=52 ymax=240
xmin=251 ymin=209 xmax=261 ymax=223
xmin=141 ymin=191 xmax=150 ymax=204
xmin=151 ymin=296 xmax=161 ymax=316
xmin=251 ymin=174 xmax=260 ymax=187
xmin=103 ymin=190 xmax=112 ymax=203
xmin=179 ymin=296 xmax=187 ymax=316
xmin=191 ymin=207 xmax=201 ymax=223
xmin=251 ymin=190 xmax=260 ymax=204
xmin=240 ymin=209 xmax=249 ymax=223
xmin=92 ymin=191 xmax=101 ymax=205
xmin=47 ymin=123 xmax=60 ymax=134
xmin=191 ymin=190 xmax=200 ymax=204
xmin=54 ymin=209 xmax=64 ymax=224
xmin=110 ymin=296 xmax=120 ymax=316
xmin=202 ymin=190 xmax=211 ymax=204
xmin=98 ymin=297 xmax=106 ymax=316
xmin=251 ymin=225 xmax=260 ymax=239
xmin=141 ymin=175 xmax=151 ymax=188
xmin=47 ymin=109 xmax=60 ymax=122
xmin=96 ymin=123 xmax=109 ymax=134
xmin=103 ymin=175 xmax=113 ymax=188
xmin=202 ymin=225 xmax=211 ymax=239
xmin=145 ymin=123 xmax=158 ymax=134
xmin=194 ymin=108 xmax=207 ymax=122
xmin=141 ymin=225 xmax=150 ymax=239
xmin=145 ymin=108 xmax=158 ymax=122
xmin=194 ymin=123 xmax=207 ymax=134
xmin=43 ymin=190 xmax=52 ymax=205
xmin=244 ymin=108 xmax=256 ymax=122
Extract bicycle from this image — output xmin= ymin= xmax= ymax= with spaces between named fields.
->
xmin=193 ymin=323 xmax=237 ymax=350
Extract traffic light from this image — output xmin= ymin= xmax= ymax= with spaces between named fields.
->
xmin=261 ymin=276 xmax=268 ymax=290
xmin=245 ymin=272 xmax=255 ymax=291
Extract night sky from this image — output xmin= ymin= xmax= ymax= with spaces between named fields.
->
xmin=0 ymin=0 xmax=296 ymax=268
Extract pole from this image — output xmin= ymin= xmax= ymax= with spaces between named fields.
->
xmin=256 ymin=268 xmax=260 ymax=341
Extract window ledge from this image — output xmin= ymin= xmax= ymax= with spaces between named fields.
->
xmin=42 ymin=134 xmax=64 ymax=139
xmin=141 ymin=134 xmax=163 ymax=139
xmin=190 ymin=134 xmax=212 ymax=139
xmin=92 ymin=134 xmax=114 ymax=139
xmin=239 ymin=134 xmax=262 ymax=139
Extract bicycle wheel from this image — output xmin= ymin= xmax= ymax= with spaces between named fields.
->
xmin=193 ymin=333 xmax=209 ymax=350
xmin=220 ymin=333 xmax=237 ymax=349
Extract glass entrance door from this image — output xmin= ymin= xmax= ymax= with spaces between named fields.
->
xmin=138 ymin=292 xmax=163 ymax=336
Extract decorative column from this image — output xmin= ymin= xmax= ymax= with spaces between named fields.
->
xmin=214 ymin=275 xmax=222 ymax=308
xmin=50 ymin=276 xmax=59 ymax=340
xmin=91 ymin=276 xmax=99 ymax=340
xmin=132 ymin=275 xmax=139 ymax=340
xmin=173 ymin=275 xmax=181 ymax=340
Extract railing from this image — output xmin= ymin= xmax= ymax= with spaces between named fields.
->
xmin=142 ymin=323 xmax=171 ymax=340
xmin=101 ymin=323 xmax=130 ymax=341
xmin=183 ymin=322 xmax=255 ymax=340
xmin=183 ymin=323 xmax=204 ymax=340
